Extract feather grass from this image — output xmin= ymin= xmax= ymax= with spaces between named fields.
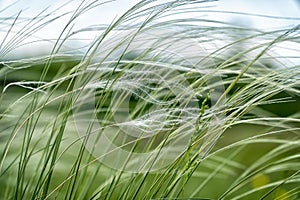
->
xmin=0 ymin=0 xmax=299 ymax=199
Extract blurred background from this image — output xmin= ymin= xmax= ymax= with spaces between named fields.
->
xmin=0 ymin=0 xmax=299 ymax=58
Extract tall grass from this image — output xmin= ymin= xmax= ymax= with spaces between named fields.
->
xmin=0 ymin=0 xmax=299 ymax=199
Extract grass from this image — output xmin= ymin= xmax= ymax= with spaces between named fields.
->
xmin=0 ymin=0 xmax=300 ymax=199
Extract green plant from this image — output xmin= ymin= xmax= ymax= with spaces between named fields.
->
xmin=0 ymin=0 xmax=299 ymax=199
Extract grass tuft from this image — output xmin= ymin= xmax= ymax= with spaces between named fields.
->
xmin=0 ymin=0 xmax=299 ymax=199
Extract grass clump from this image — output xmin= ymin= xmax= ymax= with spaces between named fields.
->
xmin=0 ymin=0 xmax=299 ymax=199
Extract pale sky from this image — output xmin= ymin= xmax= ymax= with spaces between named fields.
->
xmin=0 ymin=0 xmax=299 ymax=58
xmin=1 ymin=0 xmax=298 ymax=27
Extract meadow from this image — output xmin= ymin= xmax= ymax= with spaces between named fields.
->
xmin=0 ymin=1 xmax=299 ymax=199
